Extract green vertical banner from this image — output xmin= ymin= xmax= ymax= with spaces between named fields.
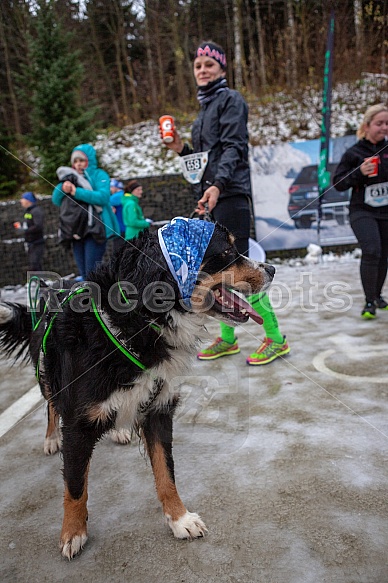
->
xmin=317 ymin=10 xmax=335 ymax=229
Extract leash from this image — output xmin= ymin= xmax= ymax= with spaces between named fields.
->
xmin=190 ymin=203 xmax=212 ymax=222
xmin=203 ymin=202 xmax=211 ymax=222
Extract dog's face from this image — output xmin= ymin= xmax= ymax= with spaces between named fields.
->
xmin=110 ymin=222 xmax=273 ymax=326
xmin=190 ymin=224 xmax=274 ymax=325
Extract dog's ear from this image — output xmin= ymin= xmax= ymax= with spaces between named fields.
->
xmin=203 ymin=223 xmax=236 ymax=261
xmin=115 ymin=232 xmax=183 ymax=316
xmin=201 ymin=224 xmax=240 ymax=276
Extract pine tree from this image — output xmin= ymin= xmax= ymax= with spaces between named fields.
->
xmin=27 ymin=0 xmax=97 ymax=186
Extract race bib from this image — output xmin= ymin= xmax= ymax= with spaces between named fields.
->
xmin=364 ymin=182 xmax=388 ymax=207
xmin=180 ymin=151 xmax=210 ymax=184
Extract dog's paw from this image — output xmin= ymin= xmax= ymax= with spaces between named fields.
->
xmin=109 ymin=427 xmax=132 ymax=445
xmin=0 ymin=304 xmax=13 ymax=324
xmin=60 ymin=533 xmax=88 ymax=560
xmin=166 ymin=511 xmax=208 ymax=539
xmin=43 ymin=429 xmax=62 ymax=455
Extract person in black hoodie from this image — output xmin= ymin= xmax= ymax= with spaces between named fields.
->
xmin=162 ymin=41 xmax=289 ymax=365
xmin=333 ymin=103 xmax=388 ymax=319
xmin=15 ymin=192 xmax=45 ymax=271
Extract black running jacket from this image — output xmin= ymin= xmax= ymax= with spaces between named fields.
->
xmin=333 ymin=138 xmax=388 ymax=216
xmin=180 ymin=89 xmax=252 ymax=200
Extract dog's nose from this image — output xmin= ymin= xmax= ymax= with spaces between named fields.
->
xmin=264 ymin=264 xmax=276 ymax=278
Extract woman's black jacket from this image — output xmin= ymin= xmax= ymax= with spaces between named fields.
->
xmin=333 ymin=138 xmax=388 ymax=216
xmin=180 ymin=88 xmax=252 ymax=200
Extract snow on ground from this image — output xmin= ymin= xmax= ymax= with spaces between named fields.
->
xmin=91 ymin=75 xmax=386 ymax=251
xmin=94 ymin=75 xmax=388 ymax=179
xmin=1 ymin=256 xmax=388 ymax=582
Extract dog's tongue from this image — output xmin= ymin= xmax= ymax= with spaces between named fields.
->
xmin=224 ymin=288 xmax=263 ymax=325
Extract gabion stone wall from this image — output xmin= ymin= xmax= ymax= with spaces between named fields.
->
xmin=0 ymin=174 xmax=197 ymax=287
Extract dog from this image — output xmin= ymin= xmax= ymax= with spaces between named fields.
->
xmin=0 ymin=218 xmax=274 ymax=560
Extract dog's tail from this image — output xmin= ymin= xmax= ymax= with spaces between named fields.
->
xmin=0 ymin=302 xmax=32 ymax=361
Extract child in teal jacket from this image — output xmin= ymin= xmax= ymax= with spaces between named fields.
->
xmin=122 ymin=181 xmax=151 ymax=241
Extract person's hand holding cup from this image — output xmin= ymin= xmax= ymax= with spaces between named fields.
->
xmin=159 ymin=115 xmax=174 ymax=143
xmin=362 ymin=155 xmax=380 ymax=177
xmin=159 ymin=115 xmax=183 ymax=153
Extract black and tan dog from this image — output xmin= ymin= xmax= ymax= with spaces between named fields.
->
xmin=0 ymin=218 xmax=274 ymax=559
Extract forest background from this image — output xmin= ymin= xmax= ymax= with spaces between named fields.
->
xmin=0 ymin=0 xmax=387 ymax=197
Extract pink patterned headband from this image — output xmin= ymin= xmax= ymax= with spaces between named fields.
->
xmin=195 ymin=43 xmax=226 ymax=69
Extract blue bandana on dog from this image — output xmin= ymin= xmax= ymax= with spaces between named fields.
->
xmin=158 ymin=217 xmax=215 ymax=308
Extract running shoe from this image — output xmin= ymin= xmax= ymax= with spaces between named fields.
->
xmin=375 ymin=296 xmax=388 ymax=310
xmin=361 ymin=302 xmax=376 ymax=319
xmin=246 ymin=336 xmax=290 ymax=366
xmin=197 ymin=337 xmax=240 ymax=360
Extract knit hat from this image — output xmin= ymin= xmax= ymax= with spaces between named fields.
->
xmin=195 ymin=42 xmax=226 ymax=70
xmin=71 ymin=150 xmax=88 ymax=167
xmin=128 ymin=180 xmax=141 ymax=192
xmin=158 ymin=217 xmax=215 ymax=308
xmin=110 ymin=178 xmax=124 ymax=189
xmin=21 ymin=192 xmax=36 ymax=203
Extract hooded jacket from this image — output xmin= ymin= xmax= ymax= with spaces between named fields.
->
xmin=52 ymin=144 xmax=119 ymax=239
xmin=121 ymin=193 xmax=150 ymax=241
xmin=333 ymin=138 xmax=388 ymax=216
xmin=110 ymin=190 xmax=125 ymax=233
xmin=179 ymin=88 xmax=252 ymax=199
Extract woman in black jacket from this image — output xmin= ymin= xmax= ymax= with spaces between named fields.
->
xmin=333 ymin=103 xmax=388 ymax=318
xmin=163 ymin=41 xmax=289 ymax=365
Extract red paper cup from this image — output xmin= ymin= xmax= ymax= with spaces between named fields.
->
xmin=159 ymin=115 xmax=175 ymax=144
xmin=366 ymin=155 xmax=379 ymax=177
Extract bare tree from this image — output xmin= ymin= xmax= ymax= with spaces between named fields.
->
xmin=144 ymin=0 xmax=158 ymax=113
xmin=253 ymin=0 xmax=267 ymax=90
xmin=94 ymin=30 xmax=120 ymax=121
xmin=2 ymin=0 xmax=388 ymax=140
xmin=233 ymin=0 xmax=243 ymax=88
xmin=382 ymin=0 xmax=388 ymax=74
xmin=114 ymin=0 xmax=139 ymax=121
xmin=168 ymin=0 xmax=188 ymax=106
xmin=353 ymin=0 xmax=364 ymax=62
xmin=244 ymin=0 xmax=257 ymax=93
xmin=286 ymin=0 xmax=298 ymax=89
xmin=222 ymin=0 xmax=234 ymax=87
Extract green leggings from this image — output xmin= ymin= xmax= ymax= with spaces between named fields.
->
xmin=220 ymin=292 xmax=283 ymax=344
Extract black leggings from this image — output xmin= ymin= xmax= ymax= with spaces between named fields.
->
xmin=350 ymin=213 xmax=388 ymax=302
xmin=211 ymin=195 xmax=251 ymax=256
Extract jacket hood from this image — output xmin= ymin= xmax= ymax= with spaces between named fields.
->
xmin=72 ymin=144 xmax=98 ymax=172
